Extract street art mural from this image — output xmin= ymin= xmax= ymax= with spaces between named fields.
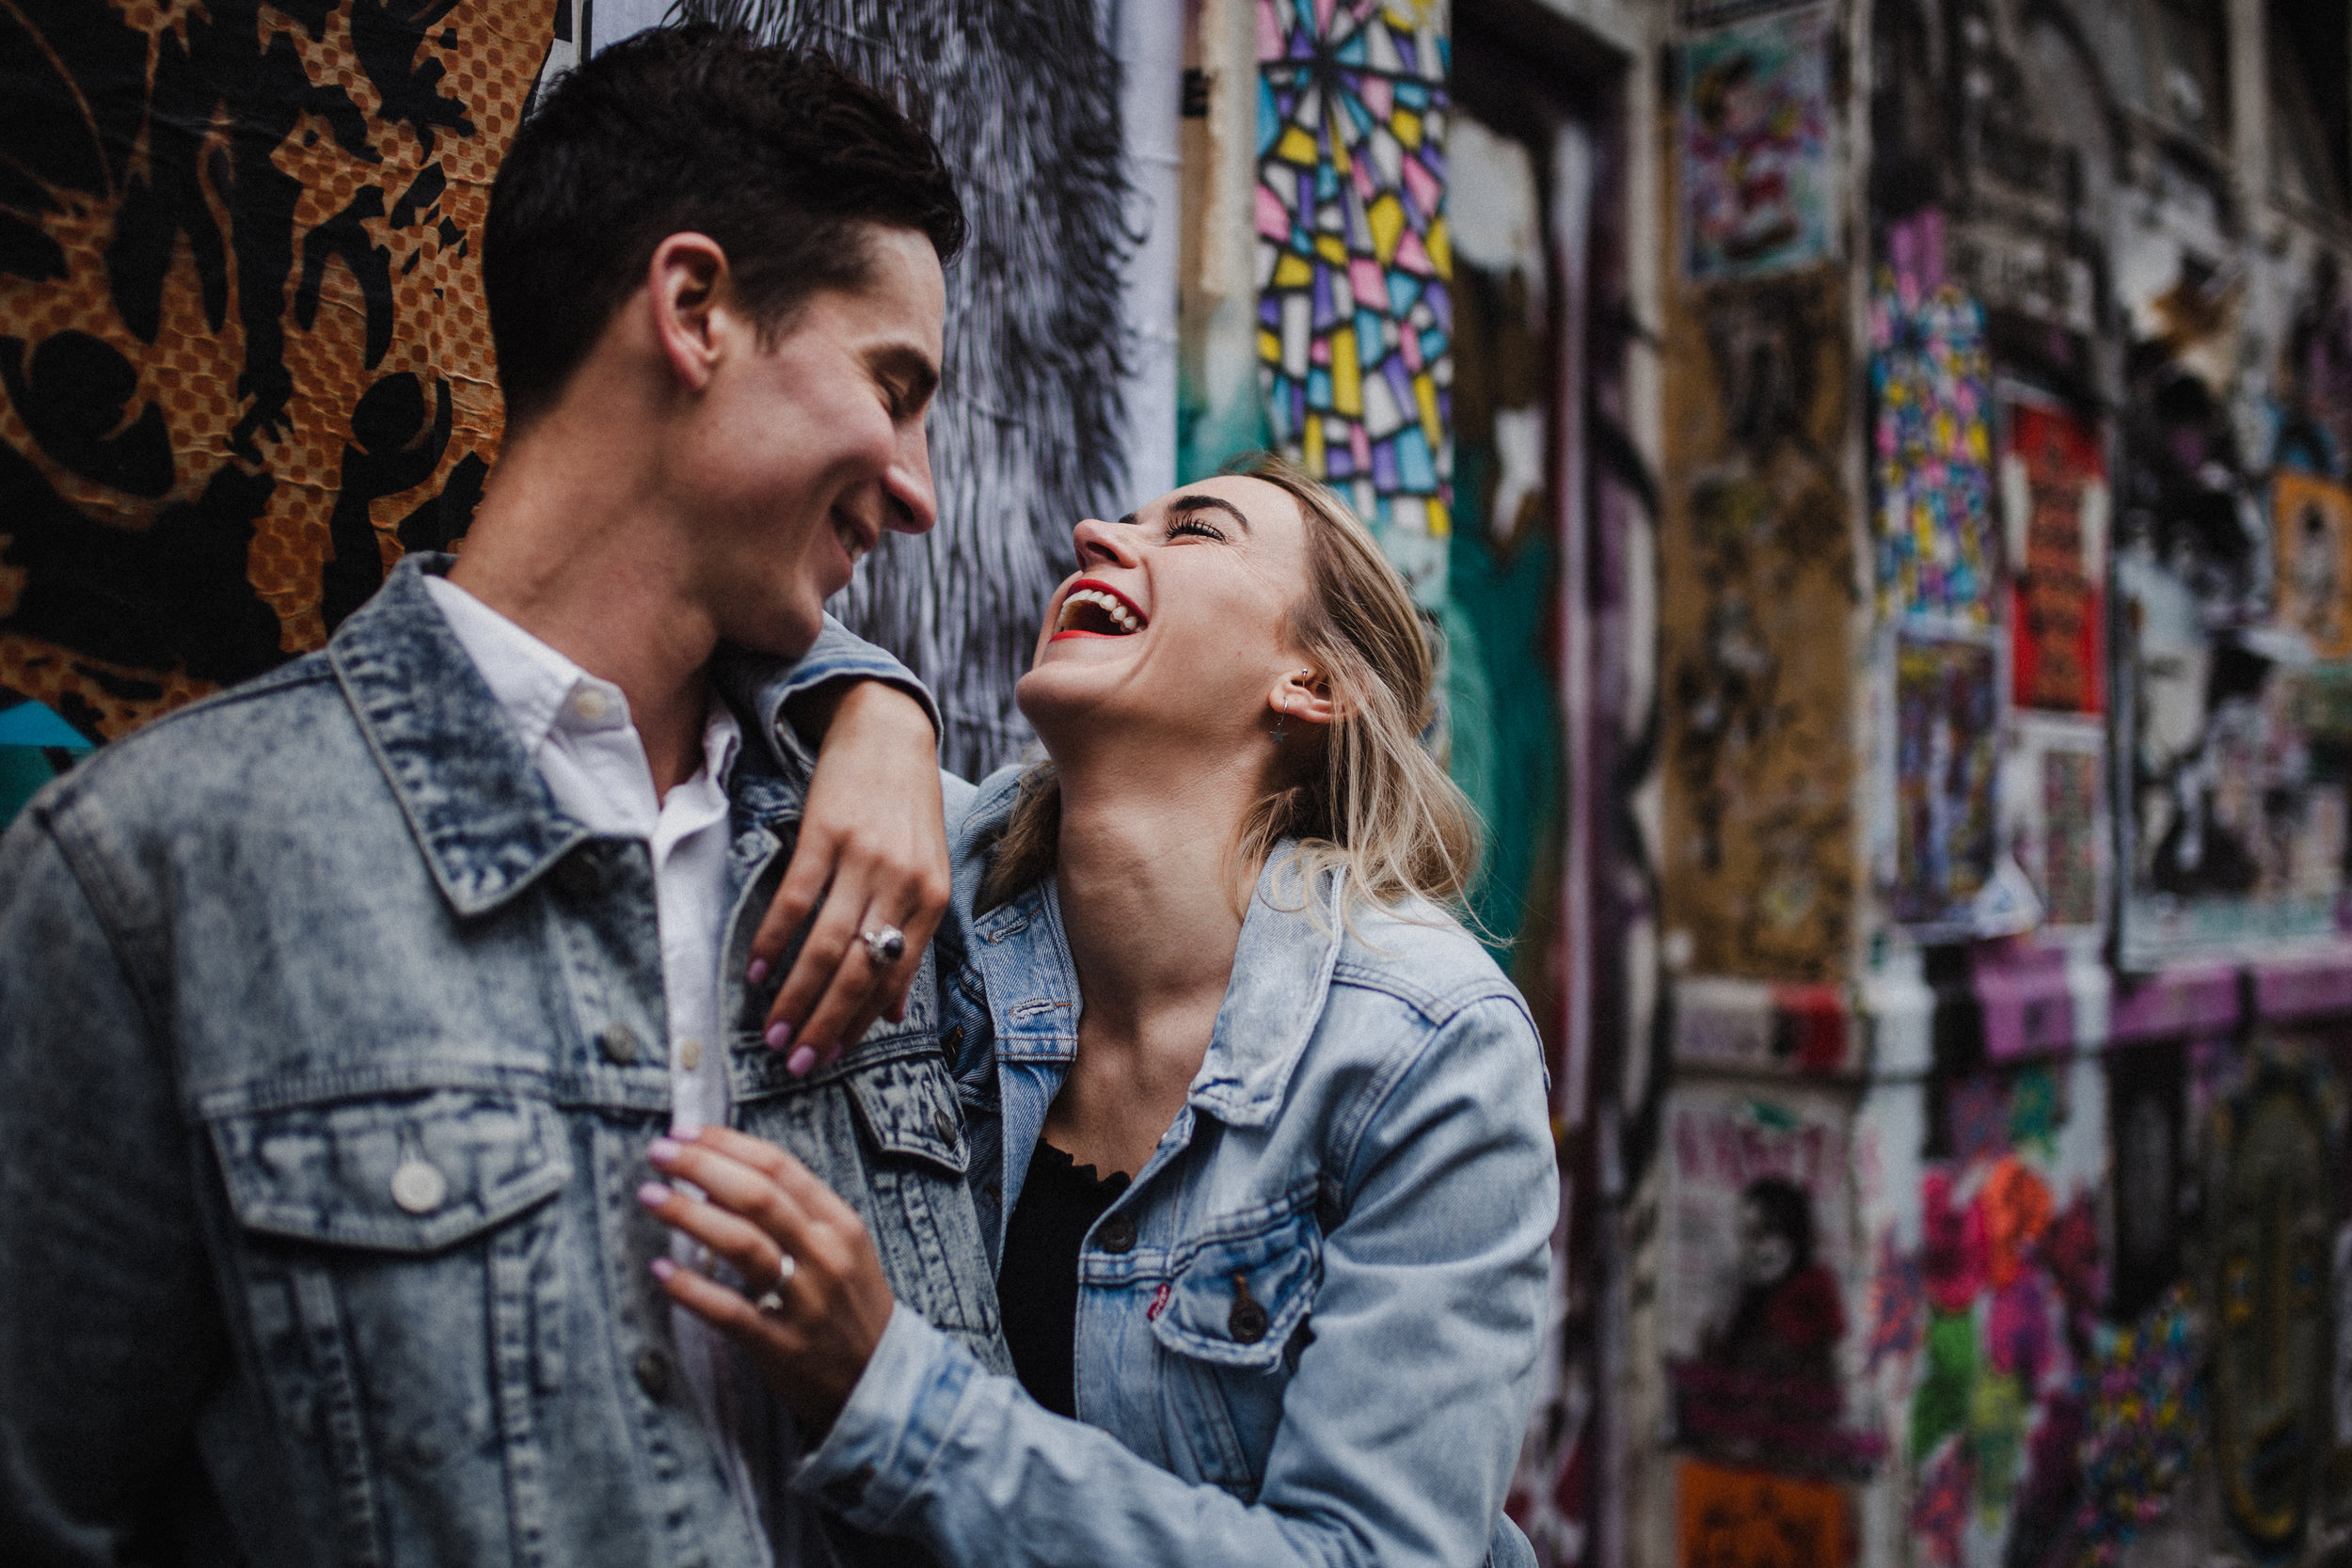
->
xmin=1253 ymin=0 xmax=1455 ymax=606
xmin=0 ymin=0 xmax=544 ymax=739
xmin=691 ymin=0 xmax=1132 ymax=776
xmin=1678 ymin=6 xmax=1835 ymax=284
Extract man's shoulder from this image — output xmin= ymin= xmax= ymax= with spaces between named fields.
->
xmin=36 ymin=651 xmax=353 ymax=820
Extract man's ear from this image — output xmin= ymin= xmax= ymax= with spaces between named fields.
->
xmin=648 ymin=232 xmax=730 ymax=393
xmin=1269 ymin=666 xmax=1338 ymax=733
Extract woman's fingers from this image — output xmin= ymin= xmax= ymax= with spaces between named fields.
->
xmin=691 ymin=1126 xmax=866 ymax=1236
xmin=637 ymin=1175 xmax=797 ymax=1300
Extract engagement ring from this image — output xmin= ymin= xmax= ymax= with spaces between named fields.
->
xmin=753 ymin=1253 xmax=796 ymax=1314
xmin=861 ymin=925 xmax=906 ymax=966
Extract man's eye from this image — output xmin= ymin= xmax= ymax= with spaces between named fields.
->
xmin=1170 ymin=518 xmax=1224 ymax=542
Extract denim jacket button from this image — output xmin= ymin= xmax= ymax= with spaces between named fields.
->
xmin=1229 ymin=1295 xmax=1269 ymax=1344
xmin=1096 ymin=1212 xmax=1136 ymax=1254
xmin=932 ymin=1108 xmax=959 ymax=1148
xmin=633 ymin=1347 xmax=672 ymax=1402
xmin=596 ymin=1024 xmax=640 ymax=1066
xmin=389 ymin=1158 xmax=448 ymax=1214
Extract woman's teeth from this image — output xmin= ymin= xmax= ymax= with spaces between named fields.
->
xmin=1059 ymin=587 xmax=1141 ymax=634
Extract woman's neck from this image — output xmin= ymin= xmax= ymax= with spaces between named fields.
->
xmin=1051 ymin=750 xmax=1265 ymax=1037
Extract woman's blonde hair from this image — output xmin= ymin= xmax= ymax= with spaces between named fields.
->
xmin=978 ymin=451 xmax=1480 ymax=924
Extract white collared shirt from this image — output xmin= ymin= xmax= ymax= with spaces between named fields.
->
xmin=424 ymin=574 xmax=805 ymax=1566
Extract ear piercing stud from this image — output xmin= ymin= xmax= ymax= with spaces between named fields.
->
xmin=1272 ymin=669 xmax=1313 ymax=743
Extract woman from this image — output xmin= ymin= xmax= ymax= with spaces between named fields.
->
xmin=638 ymin=454 xmax=1555 ymax=1566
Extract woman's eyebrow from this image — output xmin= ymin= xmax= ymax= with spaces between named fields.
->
xmin=1162 ymin=494 xmax=1253 ymax=532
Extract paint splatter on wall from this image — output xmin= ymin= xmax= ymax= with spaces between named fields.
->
xmin=0 ymin=0 xmax=542 ymax=740
xmin=1661 ymin=265 xmax=1855 ymax=982
xmin=1254 ymin=0 xmax=1454 ymax=605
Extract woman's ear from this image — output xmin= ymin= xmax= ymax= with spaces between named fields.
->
xmin=648 ymin=232 xmax=729 ymax=392
xmin=1268 ymin=666 xmax=1338 ymax=734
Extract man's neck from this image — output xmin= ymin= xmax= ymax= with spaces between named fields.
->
xmin=451 ymin=406 xmax=719 ymax=798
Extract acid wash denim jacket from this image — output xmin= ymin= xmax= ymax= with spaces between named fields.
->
xmin=795 ymin=765 xmax=1557 ymax=1568
xmin=0 ymin=554 xmax=1007 ymax=1568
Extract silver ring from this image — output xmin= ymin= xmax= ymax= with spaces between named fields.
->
xmin=861 ymin=925 xmax=906 ymax=966
xmin=753 ymin=1253 xmax=796 ymax=1314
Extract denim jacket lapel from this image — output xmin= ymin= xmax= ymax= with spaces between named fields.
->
xmin=326 ymin=553 xmax=589 ymax=918
xmin=1187 ymin=853 xmax=1344 ymax=1129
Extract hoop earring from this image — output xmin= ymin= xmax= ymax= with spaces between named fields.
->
xmin=1272 ymin=696 xmax=1290 ymax=744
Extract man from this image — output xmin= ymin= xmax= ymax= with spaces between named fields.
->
xmin=0 ymin=28 xmax=1005 ymax=1566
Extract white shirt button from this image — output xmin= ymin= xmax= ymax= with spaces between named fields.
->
xmin=569 ymin=687 xmax=611 ymax=724
xmin=389 ymin=1158 xmax=449 ymax=1214
xmin=677 ymin=1037 xmax=704 ymax=1070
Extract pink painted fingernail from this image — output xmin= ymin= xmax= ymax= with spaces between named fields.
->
xmin=786 ymin=1043 xmax=818 ymax=1076
xmin=746 ymin=957 xmax=771 ymax=985
xmin=647 ymin=1138 xmax=684 ymax=1164
xmin=650 ymin=1257 xmax=676 ymax=1282
xmin=637 ymin=1181 xmax=673 ymax=1211
xmin=764 ymin=1021 xmax=793 ymax=1051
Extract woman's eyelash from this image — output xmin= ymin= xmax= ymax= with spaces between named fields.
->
xmin=1169 ymin=518 xmax=1224 ymax=541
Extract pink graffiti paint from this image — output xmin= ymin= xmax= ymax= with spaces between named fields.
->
xmin=1920 ymin=1170 xmax=1985 ymax=1313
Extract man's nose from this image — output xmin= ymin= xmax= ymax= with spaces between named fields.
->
xmin=1071 ymin=515 xmax=1140 ymax=567
xmin=884 ymin=429 xmax=937 ymax=535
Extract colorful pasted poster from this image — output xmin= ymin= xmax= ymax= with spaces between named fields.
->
xmin=1893 ymin=634 xmax=2001 ymax=930
xmin=2271 ymin=470 xmax=2352 ymax=660
xmin=1664 ymin=1084 xmax=1885 ymax=1478
xmin=2000 ymin=716 xmax=2105 ymax=932
xmin=1872 ymin=280 xmax=1996 ymax=625
xmin=1256 ymin=0 xmax=1454 ymax=606
xmin=1679 ymin=8 xmax=1835 ymax=282
xmin=2003 ymin=403 xmax=2106 ymax=712
xmin=1677 ymin=1458 xmax=1845 ymax=1568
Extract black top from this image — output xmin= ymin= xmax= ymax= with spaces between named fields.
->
xmin=1000 ymin=1140 xmax=1131 ymax=1418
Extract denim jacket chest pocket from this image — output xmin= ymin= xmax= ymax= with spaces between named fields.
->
xmin=203 ymin=1087 xmax=575 ymax=1562
xmin=1142 ymin=1200 xmax=1323 ymax=1494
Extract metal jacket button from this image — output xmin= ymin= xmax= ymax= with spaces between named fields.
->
xmin=932 ymin=1109 xmax=959 ymax=1147
xmin=389 ymin=1158 xmax=447 ymax=1214
xmin=1096 ymin=1212 xmax=1136 ymax=1254
xmin=633 ymin=1347 xmax=672 ymax=1402
xmin=1228 ymin=1273 xmax=1268 ymax=1344
xmin=596 ymin=1023 xmax=640 ymax=1065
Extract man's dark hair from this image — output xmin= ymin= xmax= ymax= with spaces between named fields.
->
xmin=485 ymin=25 xmax=966 ymax=427
xmin=1742 ymin=1177 xmax=1815 ymax=1272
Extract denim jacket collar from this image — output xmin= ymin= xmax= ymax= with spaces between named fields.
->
xmin=328 ymin=553 xmax=811 ymax=919
xmin=969 ymin=802 xmax=1347 ymax=1131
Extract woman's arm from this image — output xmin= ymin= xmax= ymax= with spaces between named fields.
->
xmin=643 ymin=997 xmax=1555 ymax=1568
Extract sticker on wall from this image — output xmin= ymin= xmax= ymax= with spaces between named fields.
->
xmin=1872 ymin=274 xmax=1996 ymax=626
xmin=2270 ymin=469 xmax=2352 ymax=660
xmin=1255 ymin=0 xmax=1454 ymax=606
xmin=1676 ymin=1458 xmax=1845 ymax=1568
xmin=1663 ymin=1084 xmax=1885 ymax=1477
xmin=1678 ymin=7 xmax=1836 ymax=283
xmin=2001 ymin=715 xmax=2106 ymax=934
xmin=1892 ymin=632 xmax=2027 ymax=935
xmin=2002 ymin=401 xmax=2106 ymax=713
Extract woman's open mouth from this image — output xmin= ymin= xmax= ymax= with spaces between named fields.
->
xmin=1050 ymin=580 xmax=1148 ymax=640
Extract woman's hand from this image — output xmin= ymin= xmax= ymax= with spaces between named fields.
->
xmin=639 ymin=1126 xmax=898 ymax=1434
xmin=760 ymin=680 xmax=949 ymax=1074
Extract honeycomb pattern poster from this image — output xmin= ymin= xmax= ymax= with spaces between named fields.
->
xmin=0 ymin=0 xmax=550 ymax=740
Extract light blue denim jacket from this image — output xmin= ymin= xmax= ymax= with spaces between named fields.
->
xmin=0 ymin=553 xmax=1007 ymax=1567
xmin=796 ymin=765 xmax=1556 ymax=1567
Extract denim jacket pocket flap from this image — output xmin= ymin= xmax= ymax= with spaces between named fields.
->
xmin=210 ymin=1090 xmax=573 ymax=1254
xmin=1148 ymin=1207 xmax=1320 ymax=1370
xmin=843 ymin=1053 xmax=968 ymax=1177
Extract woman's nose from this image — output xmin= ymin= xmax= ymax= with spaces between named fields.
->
xmin=1071 ymin=515 xmax=1139 ymax=567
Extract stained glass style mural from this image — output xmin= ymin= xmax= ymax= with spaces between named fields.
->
xmin=1256 ymin=0 xmax=1454 ymax=606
